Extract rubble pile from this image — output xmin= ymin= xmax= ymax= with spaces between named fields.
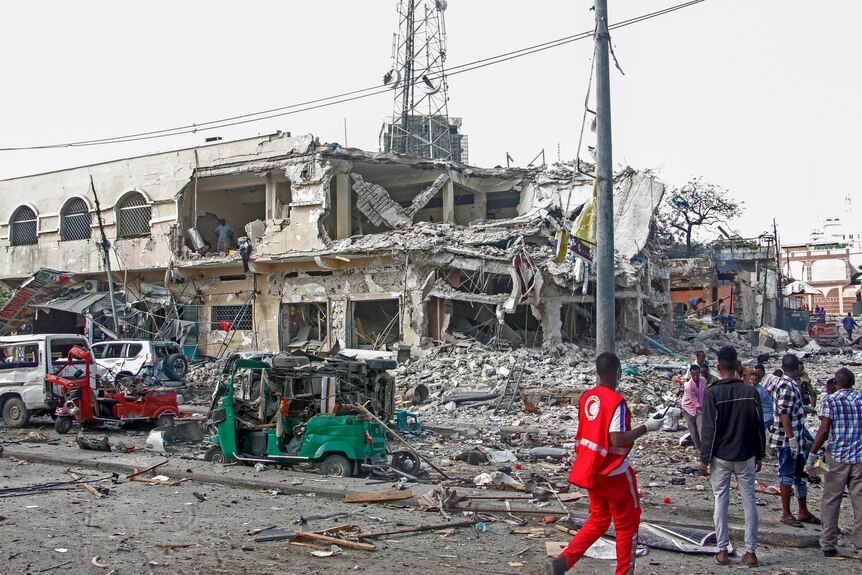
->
xmin=387 ymin=330 xmax=862 ymax=479
xmin=182 ymin=360 xmax=227 ymax=403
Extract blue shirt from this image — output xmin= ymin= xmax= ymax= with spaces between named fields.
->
xmin=755 ymin=384 xmax=773 ymax=424
xmin=819 ymin=388 xmax=862 ymax=464
xmin=843 ymin=316 xmax=857 ymax=332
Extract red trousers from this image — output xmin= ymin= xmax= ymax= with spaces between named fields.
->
xmin=561 ymin=467 xmax=641 ymax=575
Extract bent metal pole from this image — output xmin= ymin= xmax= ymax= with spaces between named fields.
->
xmin=594 ymin=0 xmax=615 ymax=354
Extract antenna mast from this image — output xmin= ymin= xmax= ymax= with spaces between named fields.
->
xmin=383 ymin=0 xmax=457 ymax=161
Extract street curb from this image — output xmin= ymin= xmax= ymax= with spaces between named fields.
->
xmin=1 ymin=446 xmax=820 ymax=548
xmin=1 ymin=446 xmax=379 ymax=502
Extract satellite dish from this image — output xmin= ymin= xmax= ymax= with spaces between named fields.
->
xmin=420 ymin=74 xmax=440 ymax=94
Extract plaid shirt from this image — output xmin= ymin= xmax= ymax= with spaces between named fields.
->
xmin=819 ymin=389 xmax=862 ymax=464
xmin=770 ymin=376 xmax=810 ymax=451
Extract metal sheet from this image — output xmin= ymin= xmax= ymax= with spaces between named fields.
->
xmin=0 ymin=268 xmax=74 ymax=335
xmin=35 ymin=292 xmax=107 ymax=315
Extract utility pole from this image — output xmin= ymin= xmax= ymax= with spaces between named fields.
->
xmin=90 ymin=176 xmax=120 ymax=337
xmin=594 ymin=0 xmax=615 ymax=354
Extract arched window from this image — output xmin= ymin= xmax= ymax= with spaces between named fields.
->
xmin=60 ymin=198 xmax=92 ymax=241
xmin=116 ymin=192 xmax=151 ymax=238
xmin=10 ymin=206 xmax=37 ymax=246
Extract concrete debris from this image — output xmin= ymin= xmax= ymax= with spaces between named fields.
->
xmin=145 ymin=421 xmax=206 ymax=453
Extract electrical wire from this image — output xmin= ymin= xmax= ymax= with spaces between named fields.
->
xmin=0 ymin=0 xmax=707 ymax=152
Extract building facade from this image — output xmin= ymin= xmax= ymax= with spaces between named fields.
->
xmin=0 ymin=133 xmax=670 ymax=357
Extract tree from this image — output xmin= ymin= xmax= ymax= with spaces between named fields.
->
xmin=658 ymin=177 xmax=742 ymax=257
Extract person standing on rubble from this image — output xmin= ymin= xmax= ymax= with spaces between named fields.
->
xmin=771 ymin=354 xmax=820 ymax=528
xmin=699 ymin=346 xmax=765 ymax=567
xmin=214 ymin=218 xmax=234 ymax=253
xmin=844 ymin=312 xmax=860 ymax=341
xmin=751 ymin=364 xmax=774 ymax=432
xmin=546 ymin=352 xmax=663 ymax=575
xmin=682 ymin=364 xmax=706 ymax=453
xmin=694 ymin=352 xmax=718 ymax=386
xmin=806 ymin=367 xmax=862 ymax=561
xmin=797 ymin=361 xmax=818 ymax=409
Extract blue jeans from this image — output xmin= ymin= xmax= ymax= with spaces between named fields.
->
xmin=777 ymin=447 xmax=808 ymax=499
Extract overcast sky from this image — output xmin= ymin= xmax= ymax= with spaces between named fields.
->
xmin=1 ymin=1 xmax=858 ymax=244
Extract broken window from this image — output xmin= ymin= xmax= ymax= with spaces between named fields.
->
xmin=0 ymin=343 xmax=39 ymax=366
xmin=211 ymin=304 xmax=254 ymax=331
xmin=281 ymin=302 xmax=328 ymax=347
xmin=350 ymin=299 xmax=400 ymax=349
xmin=60 ymin=198 xmax=92 ymax=241
xmin=116 ymin=192 xmax=151 ymax=238
xmin=10 ymin=206 xmax=37 ymax=246
xmin=485 ymin=190 xmax=520 ymax=220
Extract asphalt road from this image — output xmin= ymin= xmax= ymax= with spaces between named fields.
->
xmin=0 ymin=418 xmax=858 ymax=574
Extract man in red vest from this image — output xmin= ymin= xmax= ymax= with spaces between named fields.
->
xmin=546 ymin=352 xmax=663 ymax=575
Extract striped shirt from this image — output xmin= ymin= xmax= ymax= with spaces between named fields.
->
xmin=770 ymin=376 xmax=810 ymax=451
xmin=819 ymin=389 xmax=862 ymax=464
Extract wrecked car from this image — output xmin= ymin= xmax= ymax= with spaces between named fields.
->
xmin=45 ymin=346 xmax=180 ymax=434
xmin=205 ymin=352 xmax=396 ymax=477
xmin=0 ymin=334 xmax=91 ymax=427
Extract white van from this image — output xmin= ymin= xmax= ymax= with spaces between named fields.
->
xmin=0 ymin=334 xmax=90 ymax=428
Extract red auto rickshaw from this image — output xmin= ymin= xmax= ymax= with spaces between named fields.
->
xmin=45 ymin=346 xmax=179 ymax=434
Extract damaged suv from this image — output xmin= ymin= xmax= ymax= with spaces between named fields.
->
xmin=205 ymin=351 xmax=396 ymax=476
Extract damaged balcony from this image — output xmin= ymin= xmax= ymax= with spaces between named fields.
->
xmin=179 ymin=171 xmax=292 ymax=257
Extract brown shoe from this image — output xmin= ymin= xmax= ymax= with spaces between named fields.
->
xmin=743 ymin=552 xmax=758 ymax=566
xmin=715 ymin=550 xmax=729 ymax=565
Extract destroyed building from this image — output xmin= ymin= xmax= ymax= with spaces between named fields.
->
xmin=0 ymin=132 xmax=671 ymax=355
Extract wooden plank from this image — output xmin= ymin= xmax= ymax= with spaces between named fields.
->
xmin=125 ymin=460 xmax=169 ymax=480
xmin=293 ymin=532 xmax=377 ymax=551
xmin=344 ymin=490 xmax=413 ymax=504
xmin=68 ymin=472 xmax=103 ymax=498
xmin=128 ymin=470 xmax=185 ymax=487
xmin=311 ymin=524 xmax=356 ymax=535
xmin=555 ymin=524 xmax=579 ymax=537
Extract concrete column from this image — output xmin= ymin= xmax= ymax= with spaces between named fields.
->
xmin=335 ymin=173 xmax=352 ymax=240
xmin=265 ymin=172 xmax=277 ymax=220
xmin=537 ymin=299 xmax=563 ymax=348
xmin=401 ymin=292 xmax=424 ymax=346
xmin=472 ymin=190 xmax=487 ymax=221
xmin=839 ymin=286 xmax=845 ymax=314
xmin=443 ymin=180 xmax=455 ymax=223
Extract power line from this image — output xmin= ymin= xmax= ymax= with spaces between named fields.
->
xmin=0 ymin=0 xmax=707 ymax=152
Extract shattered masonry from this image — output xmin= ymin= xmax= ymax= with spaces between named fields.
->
xmin=0 ymin=132 xmax=671 ymax=355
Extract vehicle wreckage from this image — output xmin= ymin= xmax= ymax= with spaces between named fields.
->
xmin=205 ymin=350 xmax=404 ymax=477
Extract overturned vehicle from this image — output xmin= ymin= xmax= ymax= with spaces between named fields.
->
xmin=205 ymin=351 xmax=397 ymax=477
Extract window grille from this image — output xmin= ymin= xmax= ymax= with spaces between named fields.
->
xmin=116 ymin=193 xmax=151 ymax=238
xmin=11 ymin=206 xmax=37 ymax=246
xmin=61 ymin=198 xmax=92 ymax=241
xmin=211 ymin=305 xmax=254 ymax=331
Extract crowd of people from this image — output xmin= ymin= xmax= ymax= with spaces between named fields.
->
xmin=546 ymin=348 xmax=861 ymax=575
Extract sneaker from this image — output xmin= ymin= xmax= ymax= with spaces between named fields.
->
xmin=545 ymin=555 xmax=567 ymax=575
xmin=822 ymin=549 xmax=838 ymax=557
